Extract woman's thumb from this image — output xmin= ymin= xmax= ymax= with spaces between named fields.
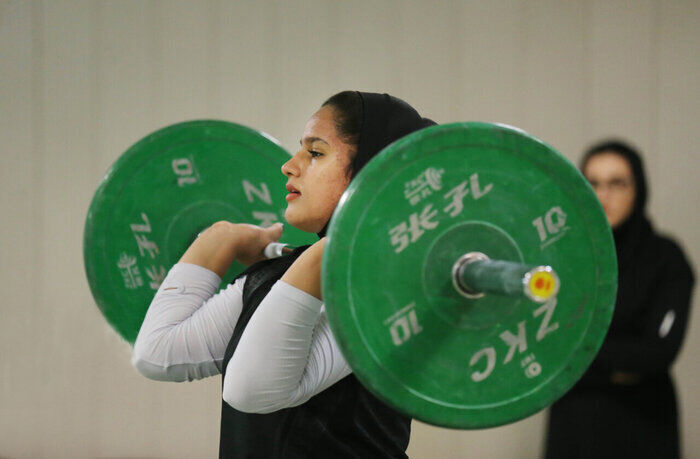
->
xmin=267 ymin=222 xmax=284 ymax=241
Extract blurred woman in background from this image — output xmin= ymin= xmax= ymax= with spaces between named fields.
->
xmin=545 ymin=141 xmax=695 ymax=458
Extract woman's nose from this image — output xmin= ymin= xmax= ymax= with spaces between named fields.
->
xmin=595 ymin=188 xmax=611 ymax=204
xmin=281 ymin=152 xmax=300 ymax=177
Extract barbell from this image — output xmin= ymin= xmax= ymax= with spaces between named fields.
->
xmin=83 ymin=120 xmax=617 ymax=429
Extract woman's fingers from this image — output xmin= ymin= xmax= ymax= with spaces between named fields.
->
xmin=182 ymin=221 xmax=285 ymax=268
xmin=264 ymin=222 xmax=284 ymax=243
xmin=233 ymin=222 xmax=283 ymax=266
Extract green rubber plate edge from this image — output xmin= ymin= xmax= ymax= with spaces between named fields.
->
xmin=83 ymin=120 xmax=309 ymax=344
xmin=323 ymin=122 xmax=617 ymax=429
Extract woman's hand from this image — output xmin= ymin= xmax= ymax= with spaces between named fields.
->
xmin=281 ymin=237 xmax=326 ymax=300
xmin=179 ymin=221 xmax=284 ymax=277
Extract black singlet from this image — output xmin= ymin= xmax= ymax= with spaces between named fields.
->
xmin=218 ymin=249 xmax=411 ymax=458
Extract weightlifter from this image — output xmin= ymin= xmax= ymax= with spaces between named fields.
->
xmin=132 ymin=91 xmax=435 ymax=457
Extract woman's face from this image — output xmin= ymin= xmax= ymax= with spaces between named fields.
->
xmin=583 ymin=152 xmax=636 ymax=229
xmin=281 ymin=105 xmax=354 ymax=233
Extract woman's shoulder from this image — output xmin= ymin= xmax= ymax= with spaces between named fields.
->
xmin=647 ymin=230 xmax=694 ymax=280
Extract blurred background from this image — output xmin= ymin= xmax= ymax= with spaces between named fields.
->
xmin=1 ymin=0 xmax=698 ymax=457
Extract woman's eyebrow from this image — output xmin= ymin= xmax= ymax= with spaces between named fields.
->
xmin=300 ymin=136 xmax=329 ymax=146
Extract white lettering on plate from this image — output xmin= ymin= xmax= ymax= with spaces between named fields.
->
xmin=388 ymin=204 xmax=439 ymax=253
xmin=242 ymin=180 xmax=272 ymax=205
xmin=467 ymin=299 xmax=560 ymax=382
xmin=384 ymin=302 xmax=423 ymax=346
xmin=403 ymin=167 xmax=445 ymax=206
xmin=117 ymin=253 xmax=143 ymax=289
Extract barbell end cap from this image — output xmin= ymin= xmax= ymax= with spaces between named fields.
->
xmin=522 ymin=266 xmax=560 ymax=303
xmin=264 ymin=242 xmax=289 ymax=259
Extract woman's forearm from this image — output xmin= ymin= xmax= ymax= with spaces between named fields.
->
xmin=132 ymin=263 xmax=245 ymax=381
xmin=223 ymin=280 xmax=351 ymax=413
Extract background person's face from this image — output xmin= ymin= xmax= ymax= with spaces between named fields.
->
xmin=281 ymin=106 xmax=354 ymax=233
xmin=583 ymin=152 xmax=636 ymax=229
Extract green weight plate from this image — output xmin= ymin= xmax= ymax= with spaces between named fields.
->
xmin=84 ymin=120 xmax=314 ymax=344
xmin=323 ymin=122 xmax=617 ymax=429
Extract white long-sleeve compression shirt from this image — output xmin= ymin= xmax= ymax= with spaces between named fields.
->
xmin=132 ymin=262 xmax=351 ymax=413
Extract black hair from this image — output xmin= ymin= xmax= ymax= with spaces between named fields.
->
xmin=580 ymin=139 xmax=648 ymax=213
xmin=322 ymin=91 xmax=363 ymax=146
xmin=321 ymin=91 xmax=363 ymax=176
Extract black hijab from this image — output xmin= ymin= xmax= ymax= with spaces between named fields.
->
xmin=235 ymin=91 xmax=435 ymax=284
xmin=581 ymin=140 xmax=652 ymax=270
xmin=351 ymin=92 xmax=437 ymax=177
xmin=316 ymin=92 xmax=436 ymax=237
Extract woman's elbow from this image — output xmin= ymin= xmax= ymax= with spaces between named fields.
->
xmin=132 ymin=355 xmax=172 ymax=381
xmin=131 ymin=331 xmax=166 ymax=379
xmin=131 ymin=333 xmax=222 ymax=382
xmin=130 ymin=344 xmax=182 ymax=382
xmin=222 ymin=375 xmax=289 ymax=414
xmin=223 ymin=375 xmax=260 ymax=412
xmin=131 ymin=341 xmax=188 ymax=382
xmin=131 ymin=352 xmax=220 ymax=382
xmin=222 ymin=392 xmax=262 ymax=414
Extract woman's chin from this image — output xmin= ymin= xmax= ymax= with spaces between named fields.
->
xmin=283 ymin=210 xmax=320 ymax=234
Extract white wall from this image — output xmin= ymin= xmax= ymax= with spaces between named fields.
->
xmin=1 ymin=1 xmax=698 ymax=457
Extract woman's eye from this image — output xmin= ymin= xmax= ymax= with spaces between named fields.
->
xmin=308 ymin=150 xmax=323 ymax=158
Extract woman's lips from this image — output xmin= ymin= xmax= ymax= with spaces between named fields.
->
xmin=285 ymin=183 xmax=301 ymax=202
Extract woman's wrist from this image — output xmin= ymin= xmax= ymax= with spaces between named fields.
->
xmin=179 ymin=221 xmax=241 ymax=277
